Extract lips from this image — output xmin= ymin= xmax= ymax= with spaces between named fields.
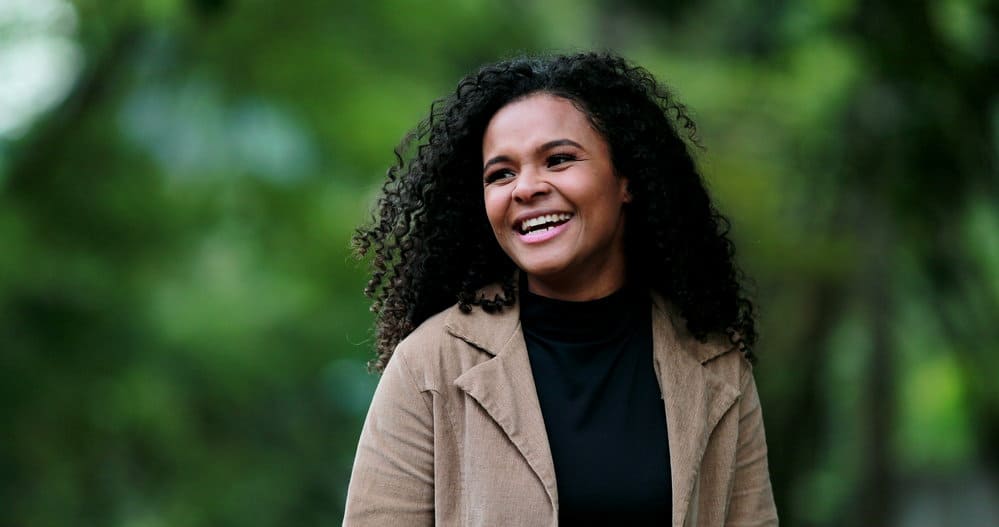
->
xmin=514 ymin=212 xmax=574 ymax=244
xmin=514 ymin=212 xmax=574 ymax=234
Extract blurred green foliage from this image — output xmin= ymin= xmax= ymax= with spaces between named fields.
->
xmin=1 ymin=0 xmax=996 ymax=525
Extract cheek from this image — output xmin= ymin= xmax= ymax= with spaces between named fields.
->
xmin=482 ymin=192 xmax=506 ymax=232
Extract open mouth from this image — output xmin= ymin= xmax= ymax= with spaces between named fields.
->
xmin=516 ymin=213 xmax=573 ymax=235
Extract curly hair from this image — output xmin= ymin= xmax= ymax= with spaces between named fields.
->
xmin=354 ymin=51 xmax=756 ymax=372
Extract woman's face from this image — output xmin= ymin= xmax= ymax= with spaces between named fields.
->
xmin=481 ymin=93 xmax=631 ymax=301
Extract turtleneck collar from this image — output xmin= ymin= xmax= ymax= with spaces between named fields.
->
xmin=518 ymin=275 xmax=649 ymax=342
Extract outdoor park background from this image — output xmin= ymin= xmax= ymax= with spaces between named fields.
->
xmin=1 ymin=0 xmax=996 ymax=525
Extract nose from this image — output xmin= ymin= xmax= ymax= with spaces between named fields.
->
xmin=511 ymin=166 xmax=550 ymax=203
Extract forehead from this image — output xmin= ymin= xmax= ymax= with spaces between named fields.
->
xmin=482 ymin=93 xmax=600 ymax=152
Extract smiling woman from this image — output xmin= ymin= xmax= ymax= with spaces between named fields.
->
xmin=346 ymin=52 xmax=777 ymax=526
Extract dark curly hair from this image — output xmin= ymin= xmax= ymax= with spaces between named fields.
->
xmin=354 ymin=51 xmax=756 ymax=372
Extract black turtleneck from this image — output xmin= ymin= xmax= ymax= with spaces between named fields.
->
xmin=520 ymin=283 xmax=671 ymax=525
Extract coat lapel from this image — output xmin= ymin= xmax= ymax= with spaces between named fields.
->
xmin=650 ymin=294 xmax=741 ymax=527
xmin=448 ymin=285 xmax=559 ymax=509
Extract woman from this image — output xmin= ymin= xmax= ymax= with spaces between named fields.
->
xmin=345 ymin=52 xmax=777 ymax=526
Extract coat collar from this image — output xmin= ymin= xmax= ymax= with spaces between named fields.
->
xmin=447 ymin=281 xmax=560 ymax=506
xmin=649 ymin=293 xmax=742 ymax=526
xmin=445 ymin=282 xmax=741 ymax=526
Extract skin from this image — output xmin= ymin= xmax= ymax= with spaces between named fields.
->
xmin=481 ymin=92 xmax=632 ymax=301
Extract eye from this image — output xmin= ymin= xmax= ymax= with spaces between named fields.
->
xmin=546 ymin=153 xmax=577 ymax=168
xmin=484 ymin=168 xmax=515 ymax=184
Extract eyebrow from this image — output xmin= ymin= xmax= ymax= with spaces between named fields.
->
xmin=482 ymin=139 xmax=584 ymax=172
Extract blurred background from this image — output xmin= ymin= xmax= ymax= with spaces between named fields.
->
xmin=1 ymin=0 xmax=996 ymax=525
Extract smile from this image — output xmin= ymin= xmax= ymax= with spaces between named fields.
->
xmin=516 ymin=213 xmax=573 ymax=234
xmin=514 ymin=212 xmax=574 ymax=244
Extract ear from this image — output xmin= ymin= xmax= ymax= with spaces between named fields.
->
xmin=620 ymin=177 xmax=632 ymax=204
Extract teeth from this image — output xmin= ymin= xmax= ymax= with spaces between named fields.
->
xmin=520 ymin=213 xmax=572 ymax=232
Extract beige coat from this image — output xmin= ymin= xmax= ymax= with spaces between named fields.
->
xmin=343 ymin=285 xmax=778 ymax=526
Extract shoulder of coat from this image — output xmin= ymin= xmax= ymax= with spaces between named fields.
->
xmin=651 ymin=292 xmax=751 ymax=388
xmin=391 ymin=302 xmax=489 ymax=391
xmin=693 ymin=332 xmax=755 ymax=393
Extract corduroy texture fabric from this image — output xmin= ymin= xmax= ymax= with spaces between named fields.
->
xmin=343 ymin=283 xmax=778 ymax=526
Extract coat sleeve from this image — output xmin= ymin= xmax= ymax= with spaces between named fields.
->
xmin=343 ymin=350 xmax=435 ymax=526
xmin=726 ymin=365 xmax=779 ymax=526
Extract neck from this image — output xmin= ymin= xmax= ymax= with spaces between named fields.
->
xmin=526 ymin=276 xmax=625 ymax=301
xmin=524 ymin=269 xmax=627 ymax=302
